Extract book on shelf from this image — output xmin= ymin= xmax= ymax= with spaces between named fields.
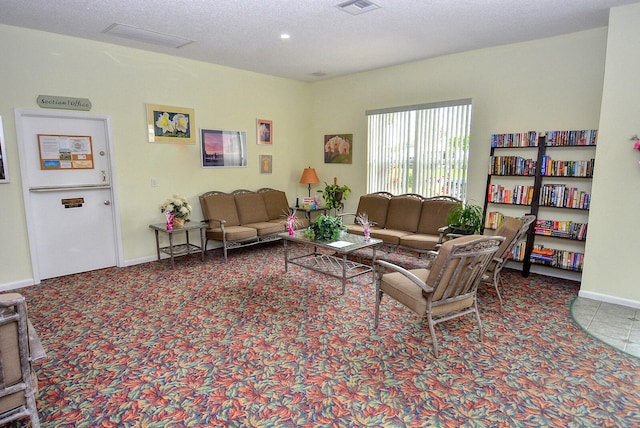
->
xmin=545 ymin=129 xmax=597 ymax=146
xmin=491 ymin=131 xmax=540 ymax=148
xmin=534 ymin=219 xmax=587 ymax=240
xmin=540 ymin=156 xmax=594 ymax=177
xmin=487 ymin=184 xmax=534 ymax=205
xmin=509 ymin=240 xmax=527 ymax=262
xmin=529 ymin=245 xmax=584 ymax=271
xmin=539 ymin=184 xmax=590 ymax=209
xmin=488 ymin=155 xmax=536 ymax=175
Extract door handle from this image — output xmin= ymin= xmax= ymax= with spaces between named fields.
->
xmin=104 ymin=200 xmax=111 ymax=206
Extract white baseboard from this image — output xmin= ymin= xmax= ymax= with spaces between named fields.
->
xmin=123 ymin=255 xmax=158 ymax=267
xmin=0 ymin=278 xmax=38 ymax=292
xmin=578 ymin=290 xmax=640 ymax=309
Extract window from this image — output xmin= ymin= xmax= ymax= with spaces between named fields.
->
xmin=366 ymin=99 xmax=472 ymax=200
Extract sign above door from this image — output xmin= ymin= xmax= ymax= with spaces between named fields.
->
xmin=37 ymin=95 xmax=92 ymax=111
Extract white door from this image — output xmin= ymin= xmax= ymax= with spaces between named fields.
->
xmin=15 ymin=109 xmax=121 ymax=281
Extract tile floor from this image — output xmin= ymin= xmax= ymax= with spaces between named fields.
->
xmin=571 ymin=297 xmax=640 ymax=358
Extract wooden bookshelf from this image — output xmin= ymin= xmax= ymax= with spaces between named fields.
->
xmin=483 ymin=129 xmax=596 ymax=276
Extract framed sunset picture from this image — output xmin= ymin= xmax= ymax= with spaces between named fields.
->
xmin=201 ymin=129 xmax=247 ymax=167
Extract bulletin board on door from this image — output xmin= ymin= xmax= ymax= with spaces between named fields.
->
xmin=37 ymin=134 xmax=94 ymax=170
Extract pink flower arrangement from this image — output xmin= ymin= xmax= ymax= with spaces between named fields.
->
xmin=286 ymin=211 xmax=298 ymax=236
xmin=356 ymin=213 xmax=371 ymax=241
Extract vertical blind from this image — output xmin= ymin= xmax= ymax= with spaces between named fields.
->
xmin=366 ymin=99 xmax=472 ymax=200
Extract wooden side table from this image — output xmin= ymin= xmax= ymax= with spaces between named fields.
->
xmin=149 ymin=221 xmax=207 ymax=268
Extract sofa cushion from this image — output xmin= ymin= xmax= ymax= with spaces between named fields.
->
xmin=417 ymin=199 xmax=459 ymax=235
xmin=234 ymin=192 xmax=269 ymax=225
xmin=200 ymin=193 xmax=240 ymax=227
xmin=370 ymin=229 xmax=412 ymax=245
xmin=345 ymin=224 xmax=382 ymax=236
xmin=385 ymin=195 xmax=423 ymax=233
xmin=206 ymin=225 xmax=257 ymax=242
xmin=243 ymin=221 xmax=284 ymax=236
xmin=260 ymin=189 xmax=291 ymax=221
xmin=399 ymin=233 xmax=441 ymax=251
xmin=355 ymin=193 xmax=390 ymax=228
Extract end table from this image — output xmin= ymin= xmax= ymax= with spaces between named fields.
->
xmin=149 ymin=221 xmax=207 ymax=267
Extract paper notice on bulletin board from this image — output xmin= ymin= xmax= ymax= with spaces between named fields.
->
xmin=37 ymin=134 xmax=94 ymax=170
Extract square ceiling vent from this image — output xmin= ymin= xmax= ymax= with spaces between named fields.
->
xmin=335 ymin=0 xmax=380 ymax=15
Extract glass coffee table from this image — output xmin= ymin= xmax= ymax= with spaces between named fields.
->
xmin=278 ymin=231 xmax=383 ymax=293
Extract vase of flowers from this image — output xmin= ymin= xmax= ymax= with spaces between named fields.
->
xmin=356 ymin=213 xmax=371 ymax=241
xmin=160 ymin=194 xmax=192 ymax=228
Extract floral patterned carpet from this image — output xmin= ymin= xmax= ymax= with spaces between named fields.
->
xmin=13 ymin=242 xmax=640 ymax=427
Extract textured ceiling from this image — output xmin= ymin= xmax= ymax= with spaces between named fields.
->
xmin=0 ymin=0 xmax=637 ymax=81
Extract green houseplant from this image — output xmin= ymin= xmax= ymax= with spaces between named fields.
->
xmin=318 ymin=181 xmax=351 ymax=210
xmin=305 ymin=214 xmax=346 ymax=241
xmin=446 ymin=202 xmax=484 ymax=235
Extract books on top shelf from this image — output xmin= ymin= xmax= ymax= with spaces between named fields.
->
xmin=539 ymin=184 xmax=590 ymax=209
xmin=534 ymin=219 xmax=587 ymax=240
xmin=545 ymin=130 xmax=597 ymax=146
xmin=491 ymin=129 xmax=598 ymax=148
xmin=491 ymin=131 xmax=539 ymax=147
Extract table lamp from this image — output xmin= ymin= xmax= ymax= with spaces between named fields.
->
xmin=299 ymin=167 xmax=320 ymax=197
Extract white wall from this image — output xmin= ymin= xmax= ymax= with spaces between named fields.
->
xmin=581 ymin=3 xmax=640 ymax=306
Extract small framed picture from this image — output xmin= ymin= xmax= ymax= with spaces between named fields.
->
xmin=0 ymin=116 xmax=8 ymax=183
xmin=147 ymin=104 xmax=195 ymax=144
xmin=260 ymin=154 xmax=272 ymax=174
xmin=201 ymin=129 xmax=247 ymax=168
xmin=257 ymin=119 xmax=272 ymax=145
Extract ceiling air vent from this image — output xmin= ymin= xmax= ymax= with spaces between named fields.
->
xmin=335 ymin=0 xmax=380 ymax=15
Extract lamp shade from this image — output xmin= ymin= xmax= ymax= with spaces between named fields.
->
xmin=300 ymin=167 xmax=320 ymax=197
xmin=299 ymin=167 xmax=320 ymax=185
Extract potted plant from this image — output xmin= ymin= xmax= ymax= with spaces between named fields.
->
xmin=318 ymin=180 xmax=351 ymax=210
xmin=305 ymin=214 xmax=346 ymax=241
xmin=446 ymin=202 xmax=484 ymax=235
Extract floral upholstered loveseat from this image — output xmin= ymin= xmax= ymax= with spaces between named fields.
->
xmin=199 ymin=188 xmax=308 ymax=262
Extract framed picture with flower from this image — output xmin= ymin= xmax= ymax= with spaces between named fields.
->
xmin=324 ymin=134 xmax=352 ymax=164
xmin=201 ymin=129 xmax=247 ymax=168
xmin=147 ymin=104 xmax=195 ymax=144
xmin=257 ymin=119 xmax=272 ymax=145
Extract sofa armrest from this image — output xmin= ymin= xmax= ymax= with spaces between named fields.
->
xmin=205 ymin=217 xmax=227 ymax=229
xmin=437 ymin=225 xmax=449 ymax=244
xmin=338 ymin=212 xmax=357 ymax=222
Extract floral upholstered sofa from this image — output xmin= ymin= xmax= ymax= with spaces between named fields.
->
xmin=199 ymin=188 xmax=308 ymax=262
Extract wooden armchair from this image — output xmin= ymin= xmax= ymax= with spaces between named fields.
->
xmin=484 ymin=214 xmax=536 ymax=311
xmin=375 ymin=235 xmax=504 ymax=358
xmin=0 ymin=293 xmax=46 ymax=428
